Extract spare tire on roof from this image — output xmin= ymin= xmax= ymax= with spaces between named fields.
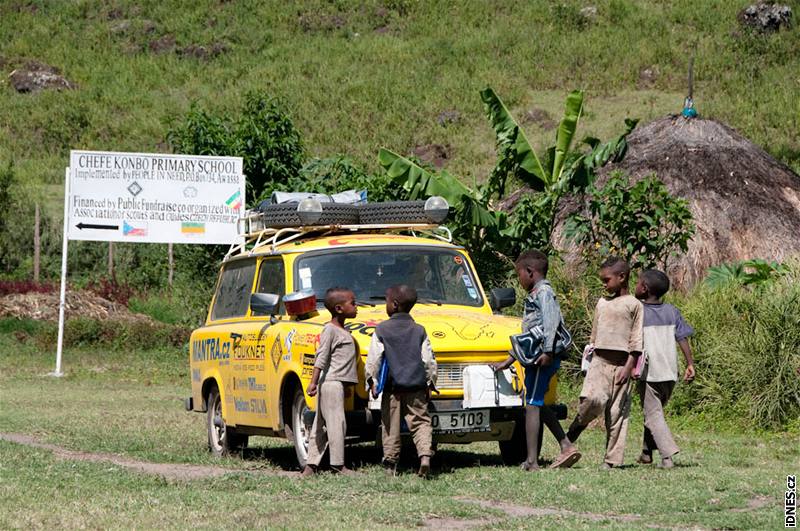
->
xmin=257 ymin=202 xmax=359 ymax=228
xmin=358 ymin=200 xmax=439 ymax=224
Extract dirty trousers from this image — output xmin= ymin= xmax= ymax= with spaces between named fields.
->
xmin=381 ymin=389 xmax=433 ymax=463
xmin=306 ymin=380 xmax=346 ymax=467
xmin=638 ymin=380 xmax=679 ymax=458
xmin=571 ymin=355 xmax=633 ymax=466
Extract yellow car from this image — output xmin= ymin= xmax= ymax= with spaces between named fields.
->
xmin=186 ymin=201 xmax=562 ymax=467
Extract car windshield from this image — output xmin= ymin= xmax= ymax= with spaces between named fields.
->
xmin=294 ymin=247 xmax=483 ymax=307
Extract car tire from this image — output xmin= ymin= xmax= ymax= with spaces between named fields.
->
xmin=257 ymin=202 xmax=359 ymax=228
xmin=286 ymin=386 xmax=311 ymax=468
xmin=358 ymin=201 xmax=434 ymax=225
xmin=207 ymin=386 xmax=248 ymax=457
xmin=498 ymin=412 xmax=527 ymax=465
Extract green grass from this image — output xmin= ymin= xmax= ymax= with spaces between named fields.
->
xmin=1 ymin=330 xmax=794 ymax=529
xmin=1 ymin=0 xmax=798 ymax=195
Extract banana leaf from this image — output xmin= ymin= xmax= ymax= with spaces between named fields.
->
xmin=551 ymin=90 xmax=584 ymax=183
xmin=378 ymin=148 xmax=498 ymax=228
xmin=480 ymin=87 xmax=547 ymax=190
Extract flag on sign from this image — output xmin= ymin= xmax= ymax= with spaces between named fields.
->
xmin=226 ymin=190 xmax=242 ymax=210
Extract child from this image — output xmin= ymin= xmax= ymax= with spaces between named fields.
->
xmin=491 ymin=250 xmax=581 ymax=471
xmin=365 ymin=284 xmax=437 ymax=477
xmin=302 ymin=287 xmax=359 ymax=476
xmin=634 ymin=269 xmax=695 ymax=469
xmin=566 ymin=257 xmax=643 ymax=469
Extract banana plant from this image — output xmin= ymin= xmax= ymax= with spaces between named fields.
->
xmin=480 ymin=87 xmax=584 ymax=194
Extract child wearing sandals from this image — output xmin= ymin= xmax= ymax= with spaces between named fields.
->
xmin=492 ymin=250 xmax=581 ymax=471
xmin=634 ymin=269 xmax=695 ymax=469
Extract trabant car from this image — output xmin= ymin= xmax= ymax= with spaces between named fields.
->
xmin=186 ymin=201 xmax=562 ymax=466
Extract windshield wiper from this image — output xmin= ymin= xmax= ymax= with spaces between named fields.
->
xmin=356 ymin=300 xmax=376 ymax=307
xmin=418 ymin=298 xmax=443 ymax=306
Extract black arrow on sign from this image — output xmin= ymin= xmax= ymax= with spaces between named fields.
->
xmin=76 ymin=222 xmax=119 ymax=231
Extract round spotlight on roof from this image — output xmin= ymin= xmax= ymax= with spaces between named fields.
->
xmin=424 ymin=196 xmax=449 ymax=223
xmin=296 ymin=198 xmax=323 ymax=225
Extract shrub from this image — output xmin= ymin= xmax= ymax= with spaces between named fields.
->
xmin=705 ymin=258 xmax=789 ymax=289
xmin=60 ymin=318 xmax=190 ymax=350
xmin=565 ymin=172 xmax=695 ymax=270
xmin=675 ymin=264 xmax=800 ymax=429
xmin=86 ymin=277 xmax=136 ymax=306
xmin=0 ymin=280 xmax=56 ymax=295
xmin=293 ymin=156 xmax=403 ymax=203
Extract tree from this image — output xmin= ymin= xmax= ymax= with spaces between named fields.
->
xmin=168 ymin=92 xmax=304 ymax=204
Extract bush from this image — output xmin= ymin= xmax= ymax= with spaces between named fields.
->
xmin=61 ymin=318 xmax=191 ymax=351
xmin=565 ymin=172 xmax=695 ymax=270
xmin=293 ymin=156 xmax=403 ymax=203
xmin=675 ymin=264 xmax=800 ymax=429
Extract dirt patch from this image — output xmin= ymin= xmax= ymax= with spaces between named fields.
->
xmin=437 ymin=110 xmax=461 ymax=127
xmin=0 ymin=433 xmax=298 ymax=481
xmin=738 ymin=3 xmax=792 ymax=33
xmin=422 ymin=517 xmax=488 ymax=529
xmin=522 ymin=108 xmax=556 ymax=131
xmin=8 ymin=60 xmax=76 ymax=93
xmin=149 ymin=34 xmax=176 ymax=54
xmin=412 ymin=143 xmax=452 ymax=169
xmin=0 ymin=290 xmax=154 ymax=323
xmin=297 ymin=11 xmax=348 ymax=33
xmin=177 ymin=42 xmax=229 ymax=60
xmin=732 ymin=495 xmax=773 ymax=512
xmin=458 ymin=497 xmax=642 ymax=523
xmin=638 ymin=66 xmax=659 ymax=89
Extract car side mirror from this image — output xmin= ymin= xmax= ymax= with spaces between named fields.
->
xmin=250 ymin=293 xmax=280 ymax=316
xmin=489 ymin=287 xmax=516 ymax=312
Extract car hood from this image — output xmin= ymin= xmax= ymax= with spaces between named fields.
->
xmin=301 ymin=306 xmax=521 ymax=353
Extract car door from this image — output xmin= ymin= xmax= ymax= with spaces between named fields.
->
xmin=231 ymin=256 xmax=286 ymax=427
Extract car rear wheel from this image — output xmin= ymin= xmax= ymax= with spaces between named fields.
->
xmin=286 ymin=386 xmax=311 ymax=468
xmin=207 ymin=387 xmax=248 ymax=456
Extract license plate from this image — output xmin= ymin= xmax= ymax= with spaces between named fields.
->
xmin=431 ymin=409 xmax=490 ymax=433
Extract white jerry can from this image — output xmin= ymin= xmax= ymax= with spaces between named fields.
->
xmin=462 ymin=365 xmax=523 ymax=408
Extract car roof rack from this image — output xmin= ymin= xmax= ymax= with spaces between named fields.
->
xmin=225 ymin=210 xmax=454 ymax=260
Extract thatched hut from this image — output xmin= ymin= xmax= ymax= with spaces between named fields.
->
xmin=595 ymin=116 xmax=800 ymax=286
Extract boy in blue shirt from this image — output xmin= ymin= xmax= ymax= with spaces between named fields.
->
xmin=492 ymin=250 xmax=581 ymax=471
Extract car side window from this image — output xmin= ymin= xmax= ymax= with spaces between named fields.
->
xmin=210 ymin=259 xmax=257 ymax=321
xmin=256 ymin=258 xmax=286 ymax=314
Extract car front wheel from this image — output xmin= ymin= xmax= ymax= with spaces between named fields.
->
xmin=288 ymin=387 xmax=311 ymax=467
xmin=207 ymin=386 xmax=248 ymax=456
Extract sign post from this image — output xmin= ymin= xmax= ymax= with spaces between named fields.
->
xmin=52 ymin=151 xmax=245 ymax=376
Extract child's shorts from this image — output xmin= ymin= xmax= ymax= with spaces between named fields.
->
xmin=524 ymin=358 xmax=561 ymax=407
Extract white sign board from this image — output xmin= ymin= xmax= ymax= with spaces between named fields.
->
xmin=68 ymin=151 xmax=245 ymax=244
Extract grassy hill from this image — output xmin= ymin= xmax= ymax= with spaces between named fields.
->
xmin=2 ymin=0 xmax=798 ymax=202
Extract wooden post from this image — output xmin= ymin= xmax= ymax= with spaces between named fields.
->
xmin=168 ymin=243 xmax=174 ymax=287
xmin=108 ymin=241 xmax=114 ymax=278
xmin=33 ymin=203 xmax=40 ymax=283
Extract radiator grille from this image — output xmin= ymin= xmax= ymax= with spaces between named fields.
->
xmin=436 ymin=363 xmax=475 ymax=389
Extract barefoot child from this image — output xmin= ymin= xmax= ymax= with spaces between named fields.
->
xmin=365 ymin=285 xmax=437 ymax=477
xmin=302 ymin=288 xmax=359 ymax=476
xmin=634 ymin=269 xmax=695 ymax=469
xmin=492 ymin=250 xmax=581 ymax=471
xmin=566 ymin=257 xmax=643 ymax=469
